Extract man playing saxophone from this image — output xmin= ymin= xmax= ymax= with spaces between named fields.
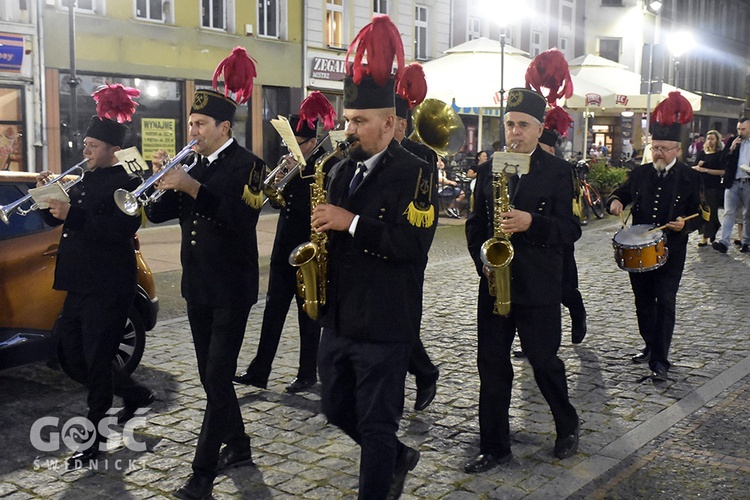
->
xmin=464 ymin=85 xmax=581 ymax=473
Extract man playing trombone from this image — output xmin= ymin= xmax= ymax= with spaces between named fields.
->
xmin=234 ymin=92 xmax=337 ymax=394
xmin=38 ymin=84 xmax=155 ymax=470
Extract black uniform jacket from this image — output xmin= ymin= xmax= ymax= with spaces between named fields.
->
xmin=466 ymin=147 xmax=581 ymax=306
xmin=42 ymin=165 xmax=142 ymax=295
xmin=270 ymin=147 xmax=331 ymax=265
xmin=608 ymin=161 xmax=702 ymax=248
xmin=320 ymin=139 xmax=436 ymax=343
xmin=146 ymin=139 xmax=264 ymax=308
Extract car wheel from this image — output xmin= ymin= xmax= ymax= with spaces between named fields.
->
xmin=57 ymin=308 xmax=146 ymax=384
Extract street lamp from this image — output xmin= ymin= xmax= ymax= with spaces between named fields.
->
xmin=644 ymin=0 xmax=662 ymax=14
xmin=667 ymin=30 xmax=696 ymax=87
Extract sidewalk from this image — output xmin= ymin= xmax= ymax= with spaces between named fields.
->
xmin=1 ymin=216 xmax=749 ymax=498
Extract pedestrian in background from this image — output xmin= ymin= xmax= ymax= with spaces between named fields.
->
xmin=712 ymin=117 xmax=750 ymax=254
xmin=39 ymin=84 xmax=154 ymax=470
xmin=692 ymin=130 xmax=725 ymax=247
xmin=234 ymin=93 xmax=337 ymax=394
xmin=608 ymin=92 xmax=704 ymax=382
xmin=147 ymin=48 xmax=267 ymax=500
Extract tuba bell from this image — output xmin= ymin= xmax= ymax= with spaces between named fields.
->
xmin=409 ymin=98 xmax=466 ymax=156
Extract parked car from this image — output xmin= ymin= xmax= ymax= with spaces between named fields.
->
xmin=0 ymin=171 xmax=159 ymax=381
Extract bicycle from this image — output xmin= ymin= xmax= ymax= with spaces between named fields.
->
xmin=573 ymin=160 xmax=605 ymax=223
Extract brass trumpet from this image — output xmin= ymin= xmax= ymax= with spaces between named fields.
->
xmin=1 ymin=160 xmax=87 ymax=224
xmin=114 ymin=139 xmax=198 ymax=216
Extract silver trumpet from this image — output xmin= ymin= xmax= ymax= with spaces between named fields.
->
xmin=1 ymin=159 xmax=87 ymax=224
xmin=114 ymin=139 xmax=198 ymax=216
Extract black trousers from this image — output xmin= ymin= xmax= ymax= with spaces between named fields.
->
xmin=561 ymin=245 xmax=586 ymax=323
xmin=187 ymin=303 xmax=252 ymax=476
xmin=476 ymin=278 xmax=578 ymax=455
xmin=245 ymin=261 xmax=320 ymax=383
xmin=700 ymin=187 xmax=722 ymax=241
xmin=318 ymin=328 xmax=411 ymax=500
xmin=628 ymin=245 xmax=686 ymax=371
xmin=407 ymin=337 xmax=439 ymax=387
xmin=55 ymin=291 xmax=151 ymax=448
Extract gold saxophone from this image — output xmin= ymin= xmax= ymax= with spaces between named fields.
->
xmin=479 ymin=143 xmax=516 ymax=316
xmin=288 ymin=140 xmax=349 ymax=320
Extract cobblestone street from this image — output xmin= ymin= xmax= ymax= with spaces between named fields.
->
xmin=1 ymin=216 xmax=749 ymax=499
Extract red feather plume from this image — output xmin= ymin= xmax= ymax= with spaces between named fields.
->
xmin=396 ymin=62 xmax=428 ymax=109
xmin=92 ymin=83 xmax=139 ymax=123
xmin=212 ymin=46 xmax=257 ymax=105
xmin=650 ymin=91 xmax=693 ymax=126
xmin=298 ymin=91 xmax=337 ymax=132
xmin=346 ymin=15 xmax=405 ymax=86
xmin=525 ymin=48 xmax=574 ymax=105
xmin=544 ymin=106 xmax=573 ymax=137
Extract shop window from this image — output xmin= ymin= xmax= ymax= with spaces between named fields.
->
xmin=57 ymin=74 xmax=183 ymax=168
xmin=260 ymin=86 xmax=292 ymax=165
xmin=0 ymin=86 xmax=25 ymax=171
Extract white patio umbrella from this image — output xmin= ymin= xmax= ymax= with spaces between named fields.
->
xmin=421 ymin=37 xmax=534 ymax=149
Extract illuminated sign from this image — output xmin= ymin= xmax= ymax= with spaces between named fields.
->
xmin=0 ymin=34 xmax=24 ymax=73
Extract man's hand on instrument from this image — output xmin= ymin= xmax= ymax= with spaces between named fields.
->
xmin=46 ymin=198 xmax=70 ymax=221
xmin=500 ymin=208 xmax=532 ymax=234
xmin=35 ymin=171 xmax=53 ymax=187
xmin=151 ymin=149 xmax=170 ymax=172
xmin=157 ymin=165 xmax=201 ymax=199
xmin=312 ymin=203 xmax=355 ymax=232
xmin=609 ymin=199 xmax=624 ymax=216
xmin=665 ymin=217 xmax=686 ymax=232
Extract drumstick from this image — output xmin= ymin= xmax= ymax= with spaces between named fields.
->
xmin=619 ymin=212 xmax=626 ymax=229
xmin=646 ymin=213 xmax=699 ymax=233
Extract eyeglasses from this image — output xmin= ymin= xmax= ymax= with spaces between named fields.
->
xmin=651 ymin=146 xmax=678 ymax=154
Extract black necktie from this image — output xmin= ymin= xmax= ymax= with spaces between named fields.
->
xmin=349 ymin=161 xmax=367 ymax=196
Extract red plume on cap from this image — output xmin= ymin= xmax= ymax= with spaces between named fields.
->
xmin=650 ymin=91 xmax=693 ymax=125
xmin=544 ymin=106 xmax=573 ymax=137
xmin=212 ymin=46 xmax=258 ymax=105
xmin=396 ymin=62 xmax=428 ymax=109
xmin=346 ymin=14 xmax=405 ymax=86
xmin=298 ymin=91 xmax=337 ymax=132
xmin=91 ymin=83 xmax=139 ymax=123
xmin=525 ymin=48 xmax=574 ymax=105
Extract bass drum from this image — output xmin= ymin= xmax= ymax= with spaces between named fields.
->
xmin=612 ymin=224 xmax=668 ymax=273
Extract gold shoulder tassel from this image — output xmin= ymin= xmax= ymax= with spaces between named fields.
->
xmin=404 ymin=167 xmax=435 ymax=228
xmin=243 ymin=165 xmax=265 ymax=209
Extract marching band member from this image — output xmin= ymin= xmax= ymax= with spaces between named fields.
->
xmin=146 ymin=47 xmax=266 ymax=500
xmin=311 ymin=15 xmax=436 ymax=499
xmin=234 ymin=92 xmax=337 ymax=393
xmin=607 ymin=92 xmax=704 ymax=382
xmin=39 ymin=84 xmax=154 ymax=470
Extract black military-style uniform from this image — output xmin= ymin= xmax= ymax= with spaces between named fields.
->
xmin=43 ymin=164 xmax=151 ymax=448
xmin=242 ymin=146 xmax=331 ymax=385
xmin=465 ymin=147 xmax=581 ymax=457
xmin=146 ymin=138 xmax=265 ymax=477
xmin=398 ymin=137 xmax=441 ymax=391
xmin=318 ymin=139 xmax=436 ymax=497
xmin=607 ymin=161 xmax=702 ymax=373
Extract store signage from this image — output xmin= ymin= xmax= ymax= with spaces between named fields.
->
xmin=615 ymin=94 xmax=629 ymax=106
xmin=585 ymin=93 xmax=602 ymax=107
xmin=311 ymin=57 xmax=346 ymax=81
xmin=0 ymin=33 xmax=25 ymax=73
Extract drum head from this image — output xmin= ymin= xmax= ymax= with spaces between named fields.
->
xmin=613 ymin=224 xmax=663 ymax=247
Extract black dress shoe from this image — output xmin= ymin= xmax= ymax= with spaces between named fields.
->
xmin=713 ymin=241 xmax=728 ymax=253
xmin=387 ymin=446 xmax=420 ymax=500
xmin=285 ymin=377 xmax=316 ymax=393
xmin=174 ymin=473 xmax=215 ymax=500
xmin=216 ymin=445 xmax=254 ymax=474
xmin=554 ymin=422 xmax=580 ymax=459
xmin=463 ymin=450 xmax=512 ymax=473
xmin=631 ymin=349 xmax=650 ymax=364
xmin=741 ymin=244 xmax=750 ymax=253
xmin=66 ymin=446 xmax=102 ymax=470
xmin=571 ymin=312 xmax=587 ymax=344
xmin=414 ymin=378 xmax=437 ymax=411
xmin=232 ymin=372 xmax=267 ymax=389
xmin=734 ymin=239 xmax=742 ymax=247
xmin=117 ymin=390 xmax=156 ymax=425
xmin=651 ymin=365 xmax=669 ymax=382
